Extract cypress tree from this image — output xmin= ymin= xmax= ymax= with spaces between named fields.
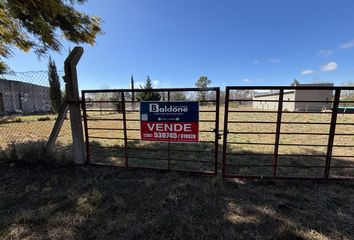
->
xmin=48 ymin=57 xmax=62 ymax=113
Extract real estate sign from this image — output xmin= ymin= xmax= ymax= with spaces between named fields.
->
xmin=140 ymin=101 xmax=199 ymax=142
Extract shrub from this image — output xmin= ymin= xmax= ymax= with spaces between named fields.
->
xmin=0 ymin=141 xmax=72 ymax=168
xmin=14 ymin=117 xmax=23 ymax=123
xmin=37 ymin=116 xmax=51 ymax=121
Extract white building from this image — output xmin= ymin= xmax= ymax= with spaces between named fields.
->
xmin=252 ymin=84 xmax=334 ymax=112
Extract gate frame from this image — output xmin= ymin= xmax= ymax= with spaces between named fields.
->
xmin=222 ymin=85 xmax=354 ymax=181
xmin=81 ymin=87 xmax=220 ymax=175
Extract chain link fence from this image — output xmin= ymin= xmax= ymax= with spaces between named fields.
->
xmin=0 ymin=71 xmax=73 ymax=152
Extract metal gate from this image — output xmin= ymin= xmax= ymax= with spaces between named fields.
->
xmin=222 ymin=86 xmax=354 ymax=180
xmin=81 ymin=87 xmax=220 ymax=175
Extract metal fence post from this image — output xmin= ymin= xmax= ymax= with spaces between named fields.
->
xmin=121 ymin=92 xmax=129 ymax=167
xmin=81 ymin=91 xmax=91 ymax=164
xmin=273 ymin=89 xmax=284 ymax=178
xmin=167 ymin=90 xmax=171 ymax=170
xmin=325 ymin=89 xmax=340 ymax=178
xmin=214 ymin=88 xmax=220 ymax=175
xmin=221 ymin=87 xmax=230 ymax=177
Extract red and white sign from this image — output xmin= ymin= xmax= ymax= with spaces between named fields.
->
xmin=140 ymin=102 xmax=199 ymax=142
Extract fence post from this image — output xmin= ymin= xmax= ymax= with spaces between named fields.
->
xmin=324 ymin=89 xmax=340 ymax=178
xmin=273 ymin=89 xmax=284 ymax=178
xmin=221 ymin=87 xmax=230 ymax=177
xmin=65 ymin=46 xmax=85 ymax=164
xmin=121 ymin=92 xmax=129 ymax=167
xmin=46 ymin=103 xmax=69 ymax=151
xmin=81 ymin=91 xmax=91 ymax=164
xmin=167 ymin=91 xmax=171 ymax=170
xmin=214 ymin=88 xmax=220 ymax=175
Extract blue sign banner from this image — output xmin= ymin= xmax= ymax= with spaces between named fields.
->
xmin=140 ymin=101 xmax=199 ymax=122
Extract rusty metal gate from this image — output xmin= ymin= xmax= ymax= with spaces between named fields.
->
xmin=81 ymin=87 xmax=220 ymax=175
xmin=222 ymin=86 xmax=354 ymax=180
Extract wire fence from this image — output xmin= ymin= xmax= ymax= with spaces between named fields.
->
xmin=0 ymin=70 xmax=72 ymax=152
xmin=1 ymin=72 xmax=354 ymax=180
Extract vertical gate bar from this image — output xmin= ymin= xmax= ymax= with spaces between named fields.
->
xmin=273 ymin=89 xmax=284 ymax=178
xmin=121 ymin=92 xmax=129 ymax=167
xmin=131 ymin=76 xmax=135 ymax=110
xmin=167 ymin=91 xmax=171 ymax=170
xmin=81 ymin=91 xmax=91 ymax=164
xmin=325 ymin=89 xmax=340 ymax=178
xmin=221 ymin=87 xmax=230 ymax=177
xmin=214 ymin=88 xmax=220 ymax=175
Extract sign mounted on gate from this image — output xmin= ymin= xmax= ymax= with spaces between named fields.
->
xmin=140 ymin=101 xmax=199 ymax=142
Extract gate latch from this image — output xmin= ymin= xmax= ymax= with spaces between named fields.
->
xmin=214 ymin=129 xmax=227 ymax=139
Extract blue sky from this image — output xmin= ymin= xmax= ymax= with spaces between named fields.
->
xmin=7 ymin=0 xmax=354 ymax=89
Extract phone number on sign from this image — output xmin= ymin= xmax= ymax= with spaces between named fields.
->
xmin=153 ymin=133 xmax=197 ymax=139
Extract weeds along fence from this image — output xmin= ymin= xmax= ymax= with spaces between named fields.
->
xmin=0 ymin=71 xmax=72 ymax=152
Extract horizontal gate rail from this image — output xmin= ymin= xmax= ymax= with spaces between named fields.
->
xmin=82 ymin=87 xmax=220 ymax=175
xmin=82 ymin=85 xmax=354 ymax=181
xmin=222 ymin=85 xmax=354 ymax=180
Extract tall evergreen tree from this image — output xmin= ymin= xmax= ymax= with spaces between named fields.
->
xmin=136 ymin=76 xmax=161 ymax=101
xmin=48 ymin=57 xmax=62 ymax=113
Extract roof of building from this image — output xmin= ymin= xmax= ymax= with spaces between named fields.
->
xmin=0 ymin=78 xmax=49 ymax=89
xmin=253 ymin=83 xmax=334 ymax=98
xmin=253 ymin=91 xmax=295 ymax=98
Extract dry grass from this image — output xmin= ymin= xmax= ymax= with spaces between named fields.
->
xmin=1 ymin=103 xmax=354 ymax=239
xmin=0 ymin=166 xmax=354 ymax=239
xmin=1 ymin=105 xmax=354 ymax=177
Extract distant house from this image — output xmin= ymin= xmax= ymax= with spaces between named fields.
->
xmin=252 ymin=83 xmax=334 ymax=112
xmin=0 ymin=79 xmax=51 ymax=115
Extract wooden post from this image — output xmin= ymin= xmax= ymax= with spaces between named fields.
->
xmin=64 ymin=47 xmax=86 ymax=164
xmin=46 ymin=103 xmax=69 ymax=151
xmin=45 ymin=47 xmax=84 ymax=159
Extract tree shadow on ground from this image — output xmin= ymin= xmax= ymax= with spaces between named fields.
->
xmin=88 ymin=139 xmax=354 ymax=179
xmin=1 ymin=141 xmax=354 ymax=239
xmin=0 ymin=165 xmax=354 ymax=239
xmin=88 ymin=140 xmax=217 ymax=173
xmin=224 ymin=144 xmax=354 ymax=179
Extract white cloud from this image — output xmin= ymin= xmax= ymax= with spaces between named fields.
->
xmin=267 ymin=58 xmax=281 ymax=64
xmin=318 ymin=50 xmax=333 ymax=57
xmin=243 ymin=78 xmax=251 ymax=83
xmin=320 ymin=62 xmax=338 ymax=72
xmin=301 ymin=69 xmax=316 ymax=75
xmin=152 ymin=80 xmax=159 ymax=87
xmin=253 ymin=59 xmax=259 ymax=64
xmin=340 ymin=39 xmax=354 ymax=49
